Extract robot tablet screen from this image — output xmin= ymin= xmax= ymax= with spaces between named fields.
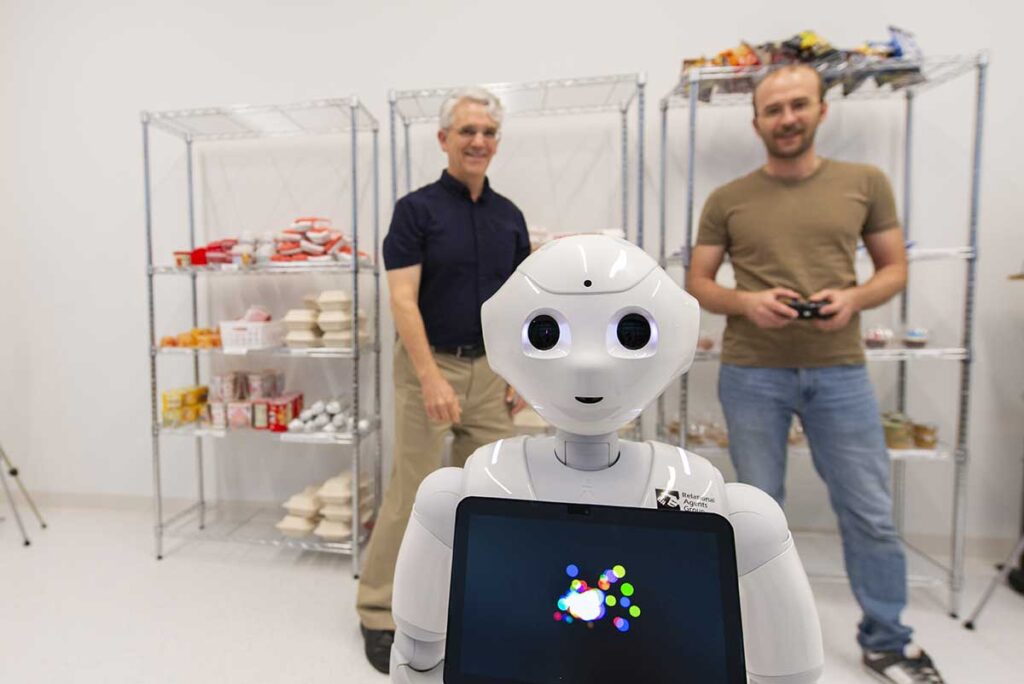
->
xmin=444 ymin=497 xmax=747 ymax=684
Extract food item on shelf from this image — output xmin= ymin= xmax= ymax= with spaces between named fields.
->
xmin=268 ymin=392 xmax=303 ymax=432
xmin=300 ymin=239 xmax=326 ymax=255
xmin=283 ymin=308 xmax=320 ymax=331
xmin=679 ymin=26 xmax=926 ymax=104
xmin=242 ymin=306 xmax=271 ymax=323
xmin=313 ymin=519 xmax=351 ymax=541
xmin=882 ymin=412 xmax=914 ymax=449
xmin=251 ymin=399 xmax=270 ymax=430
xmin=285 ymin=329 xmax=322 ymax=348
xmin=864 ymin=327 xmax=894 ymax=349
xmin=276 ymin=515 xmax=317 ymax=538
xmin=912 ymin=422 xmax=938 ymax=449
xmin=160 ymin=328 xmax=221 ymax=349
xmin=902 ymin=327 xmax=929 ymax=348
xmin=209 ymin=402 xmax=227 ymax=429
xmin=283 ymin=486 xmax=321 ymax=518
xmin=685 ymin=421 xmax=706 ymax=445
xmin=210 ymin=372 xmax=243 ymax=402
xmin=227 ymin=401 xmax=252 ymax=429
xmin=289 ymin=395 xmax=354 ymax=434
xmin=317 ymin=310 xmax=366 ymax=332
xmin=174 ymin=251 xmax=192 ymax=267
xmin=219 ymin=312 xmax=286 ymax=352
xmin=317 ymin=289 xmax=353 ymax=312
xmin=317 ymin=472 xmax=354 ymax=505
xmin=247 ymin=370 xmax=278 ymax=399
xmin=161 ymin=385 xmax=209 ymax=427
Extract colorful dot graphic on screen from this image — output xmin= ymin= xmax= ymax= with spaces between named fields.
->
xmin=553 ymin=563 xmax=640 ymax=634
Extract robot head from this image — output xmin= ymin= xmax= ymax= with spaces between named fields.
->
xmin=483 ymin=235 xmax=700 ymax=436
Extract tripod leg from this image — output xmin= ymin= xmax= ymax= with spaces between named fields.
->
xmin=964 ymin=533 xmax=1024 ymax=629
xmin=0 ymin=462 xmax=30 ymax=546
xmin=2 ymin=455 xmax=47 ymax=528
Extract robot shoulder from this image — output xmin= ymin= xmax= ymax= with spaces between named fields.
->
xmin=723 ymin=482 xmax=793 ymax=576
xmin=411 ymin=466 xmax=466 ymax=548
xmin=462 ymin=435 xmax=535 ymax=500
xmin=645 ymin=442 xmax=729 ymax=515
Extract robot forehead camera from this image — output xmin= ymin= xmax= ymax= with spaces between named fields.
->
xmin=482 ymin=235 xmax=699 ymax=436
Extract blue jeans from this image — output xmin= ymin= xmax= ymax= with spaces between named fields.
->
xmin=718 ymin=363 xmax=913 ymax=653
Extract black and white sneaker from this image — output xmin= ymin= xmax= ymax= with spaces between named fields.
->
xmin=863 ymin=643 xmax=945 ymax=683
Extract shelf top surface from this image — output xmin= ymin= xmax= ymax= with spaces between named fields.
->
xmin=392 ymin=73 xmax=643 ymax=124
xmin=150 ymin=261 xmax=371 ymax=276
xmin=693 ymin=347 xmax=967 ymax=362
xmin=662 ymin=54 xmax=984 ymax=109
xmin=143 ymin=98 xmax=379 ymax=141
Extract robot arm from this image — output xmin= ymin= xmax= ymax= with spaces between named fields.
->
xmin=726 ymin=483 xmax=824 ymax=684
xmin=390 ymin=467 xmax=464 ymax=684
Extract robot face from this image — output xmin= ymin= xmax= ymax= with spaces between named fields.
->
xmin=483 ymin=235 xmax=699 ymax=435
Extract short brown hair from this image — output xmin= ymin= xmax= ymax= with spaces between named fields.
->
xmin=752 ymin=64 xmax=825 ymax=113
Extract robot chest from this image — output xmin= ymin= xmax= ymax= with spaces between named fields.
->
xmin=466 ymin=442 xmax=725 ymax=515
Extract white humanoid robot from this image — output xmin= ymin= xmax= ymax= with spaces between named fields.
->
xmin=390 ymin=235 xmax=824 ymax=683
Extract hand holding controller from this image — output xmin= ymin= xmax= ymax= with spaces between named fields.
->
xmin=782 ymin=297 xmax=835 ymax=320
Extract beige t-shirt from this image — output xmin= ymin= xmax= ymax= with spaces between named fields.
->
xmin=697 ymin=159 xmax=900 ymax=367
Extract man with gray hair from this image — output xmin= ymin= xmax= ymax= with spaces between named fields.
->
xmin=356 ymin=86 xmax=529 ymax=673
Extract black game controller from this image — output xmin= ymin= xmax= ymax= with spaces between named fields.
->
xmin=783 ymin=297 xmax=835 ymax=320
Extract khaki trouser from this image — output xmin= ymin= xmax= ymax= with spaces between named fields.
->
xmin=356 ymin=342 xmax=515 ymax=630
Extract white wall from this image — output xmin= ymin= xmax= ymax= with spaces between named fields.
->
xmin=2 ymin=1 xmax=1022 ymax=546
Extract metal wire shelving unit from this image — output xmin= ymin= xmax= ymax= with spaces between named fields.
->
xmin=656 ymin=53 xmax=988 ymax=614
xmin=142 ymin=97 xmax=383 ymax=576
xmin=389 ymin=73 xmax=648 ymax=247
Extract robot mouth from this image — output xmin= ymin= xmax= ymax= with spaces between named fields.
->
xmin=575 ymin=396 xmax=604 ymax=404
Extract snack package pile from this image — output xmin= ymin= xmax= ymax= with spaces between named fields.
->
xmin=159 ymin=327 xmax=221 ymax=349
xmin=204 ymin=369 xmax=302 ymax=432
xmin=171 ymin=216 xmax=372 ymax=268
xmin=680 ymin=26 xmax=926 ymax=102
xmin=161 ymin=385 xmax=209 ymax=427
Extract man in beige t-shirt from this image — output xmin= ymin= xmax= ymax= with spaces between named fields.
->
xmin=687 ymin=64 xmax=944 ymax=683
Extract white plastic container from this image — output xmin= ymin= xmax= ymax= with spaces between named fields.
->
xmin=283 ymin=309 xmax=320 ymax=332
xmin=285 ymin=329 xmax=322 ymax=348
xmin=218 ymin=320 xmax=286 ymax=353
xmin=276 ymin=515 xmax=316 ymax=538
xmin=313 ymin=519 xmax=352 ymax=541
xmin=316 ymin=290 xmax=353 ymax=312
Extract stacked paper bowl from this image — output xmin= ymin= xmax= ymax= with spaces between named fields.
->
xmin=316 ymin=290 xmax=369 ymax=349
xmin=284 ymin=309 xmax=321 ymax=348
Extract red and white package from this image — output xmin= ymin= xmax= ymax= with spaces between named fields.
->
xmin=300 ymin=240 xmax=326 ymax=255
xmin=277 ymin=241 xmax=302 ymax=256
xmin=306 ymin=229 xmax=331 ymax=245
xmin=242 ymin=306 xmax=272 ymax=322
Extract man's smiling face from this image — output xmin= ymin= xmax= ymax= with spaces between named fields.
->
xmin=752 ymin=67 xmax=828 ymax=160
xmin=439 ymin=100 xmax=500 ymax=184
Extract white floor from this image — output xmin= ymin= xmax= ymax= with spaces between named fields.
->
xmin=1 ymin=505 xmax=1022 ymax=683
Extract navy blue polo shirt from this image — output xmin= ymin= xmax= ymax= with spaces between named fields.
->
xmin=382 ymin=170 xmax=530 ymax=348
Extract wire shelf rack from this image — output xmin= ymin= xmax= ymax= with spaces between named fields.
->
xmin=663 ymin=54 xmax=984 ymax=109
xmin=392 ymin=73 xmax=642 ymax=124
xmin=144 ymin=98 xmax=379 ymax=141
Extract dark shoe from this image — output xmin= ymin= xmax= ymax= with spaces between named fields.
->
xmin=863 ymin=643 xmax=944 ymax=683
xmin=361 ymin=624 xmax=394 ymax=674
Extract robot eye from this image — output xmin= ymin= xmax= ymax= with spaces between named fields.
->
xmin=527 ymin=314 xmax=560 ymax=351
xmin=616 ymin=313 xmax=651 ymax=350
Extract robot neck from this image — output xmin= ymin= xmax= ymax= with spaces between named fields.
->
xmin=553 ymin=429 xmax=621 ymax=471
